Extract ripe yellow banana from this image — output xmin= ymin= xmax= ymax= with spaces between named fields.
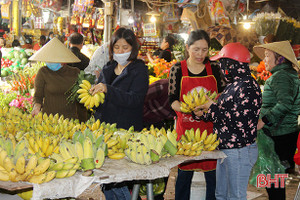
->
xmin=108 ymin=152 xmax=125 ymax=160
xmin=15 ymin=156 xmax=26 ymax=175
xmin=77 ymin=88 xmax=88 ymax=94
xmin=81 ymin=80 xmax=92 ymax=89
xmin=204 ymin=133 xmax=213 ymax=145
xmin=34 ymin=158 xmax=51 ymax=176
xmin=200 ymin=130 xmax=207 ymax=142
xmin=195 ymin=128 xmax=201 ymax=142
xmin=29 ymin=174 xmax=46 ymax=184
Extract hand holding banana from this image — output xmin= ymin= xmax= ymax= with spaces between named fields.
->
xmin=77 ymin=80 xmax=105 ymax=109
xmin=193 ymin=95 xmax=215 ymax=116
xmin=180 ymin=89 xmax=217 ymax=113
xmin=90 ymin=83 xmax=107 ymax=95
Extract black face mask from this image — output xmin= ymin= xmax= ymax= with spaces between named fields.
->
xmin=220 ymin=59 xmax=233 ymax=83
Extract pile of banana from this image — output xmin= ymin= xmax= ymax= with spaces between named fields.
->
xmin=77 ymin=80 xmax=105 ymax=109
xmin=0 ymin=150 xmax=56 ymax=184
xmin=71 ymin=130 xmax=107 ymax=170
xmin=176 ymin=128 xmax=220 ymax=156
xmin=49 ymin=153 xmax=80 ymax=179
xmin=23 ymin=132 xmax=60 ymax=157
xmin=0 ymin=107 xmax=82 ymax=140
xmin=125 ymin=131 xmax=177 ymax=165
xmin=180 ymin=89 xmax=218 ymax=113
xmin=0 ymin=136 xmax=28 ymax=164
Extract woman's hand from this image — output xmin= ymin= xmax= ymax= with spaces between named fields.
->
xmin=197 ymin=95 xmax=214 ymax=110
xmin=257 ymin=119 xmax=265 ymax=130
xmin=193 ymin=109 xmax=204 ymax=117
xmin=90 ymin=83 xmax=107 ymax=95
xmin=31 ymin=103 xmax=41 ymax=116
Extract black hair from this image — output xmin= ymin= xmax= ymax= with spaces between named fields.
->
xmin=69 ymin=32 xmax=84 ymax=45
xmin=12 ymin=39 xmax=20 ymax=47
xmin=48 ymin=32 xmax=54 ymax=36
xmin=25 ymin=37 xmax=33 ymax=44
xmin=165 ymin=35 xmax=176 ymax=49
xmin=186 ymin=29 xmax=210 ymax=47
xmin=40 ymin=35 xmax=46 ymax=41
xmin=185 ymin=29 xmax=210 ymax=62
xmin=109 ymin=27 xmax=139 ymax=61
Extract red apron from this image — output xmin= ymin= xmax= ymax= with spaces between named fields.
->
xmin=176 ymin=60 xmax=217 ymax=171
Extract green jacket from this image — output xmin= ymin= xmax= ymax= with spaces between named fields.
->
xmin=261 ymin=63 xmax=300 ymax=136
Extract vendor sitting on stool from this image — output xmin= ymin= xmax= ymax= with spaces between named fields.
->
xmin=147 ymin=35 xmax=175 ymax=63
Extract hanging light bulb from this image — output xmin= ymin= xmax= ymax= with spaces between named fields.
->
xmin=128 ymin=15 xmax=134 ymax=24
xmin=150 ymin=15 xmax=156 ymax=23
xmin=243 ymin=22 xmax=251 ymax=29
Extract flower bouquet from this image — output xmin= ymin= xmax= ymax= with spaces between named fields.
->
xmin=9 ymin=93 xmax=33 ymax=114
xmin=147 ymin=59 xmax=177 ymax=79
xmin=276 ymin=17 xmax=300 ymax=45
xmin=253 ymin=12 xmax=280 ymax=36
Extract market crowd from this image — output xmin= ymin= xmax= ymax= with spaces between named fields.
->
xmin=24 ymin=27 xmax=300 ymax=200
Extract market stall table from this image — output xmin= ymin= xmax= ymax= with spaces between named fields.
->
xmin=25 ymin=151 xmax=226 ymax=200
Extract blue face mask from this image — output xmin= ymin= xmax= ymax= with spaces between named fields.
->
xmin=46 ymin=63 xmax=62 ymax=71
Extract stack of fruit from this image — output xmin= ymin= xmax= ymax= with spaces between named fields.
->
xmin=0 ymin=148 xmax=56 ymax=184
xmin=0 ymin=49 xmax=31 ymax=76
xmin=72 ymin=130 xmax=107 ymax=170
xmin=176 ymin=128 xmax=219 ymax=156
xmin=23 ymin=132 xmax=61 ymax=157
xmin=125 ymin=128 xmax=178 ymax=165
xmin=180 ymin=89 xmax=218 ymax=113
xmin=0 ymin=107 xmax=82 ymax=140
xmin=77 ymin=80 xmax=105 ymax=109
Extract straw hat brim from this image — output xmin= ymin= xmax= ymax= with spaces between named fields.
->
xmin=29 ymin=37 xmax=80 ymax=63
xmin=253 ymin=40 xmax=299 ymax=69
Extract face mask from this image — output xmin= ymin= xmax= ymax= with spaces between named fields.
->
xmin=46 ymin=63 xmax=62 ymax=71
xmin=113 ymin=51 xmax=131 ymax=66
xmin=220 ymin=59 xmax=233 ymax=83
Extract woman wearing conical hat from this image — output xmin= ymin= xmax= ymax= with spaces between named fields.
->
xmin=30 ymin=37 xmax=86 ymax=121
xmin=254 ymin=41 xmax=300 ymax=200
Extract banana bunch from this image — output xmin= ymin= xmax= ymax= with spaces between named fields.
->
xmin=49 ymin=153 xmax=80 ymax=179
xmin=125 ymin=132 xmax=177 ymax=165
xmin=77 ymin=80 xmax=105 ymax=109
xmin=176 ymin=128 xmax=219 ymax=156
xmin=72 ymin=130 xmax=107 ymax=170
xmin=0 ymin=149 xmax=56 ymax=184
xmin=0 ymin=109 xmax=81 ymax=140
xmin=180 ymin=89 xmax=218 ymax=113
xmin=106 ymin=135 xmax=126 ymax=159
xmin=0 ymin=135 xmax=28 ymax=163
xmin=18 ymin=190 xmax=33 ymax=200
xmin=24 ymin=132 xmax=60 ymax=157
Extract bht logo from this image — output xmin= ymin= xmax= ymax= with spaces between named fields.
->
xmin=256 ymin=174 xmax=288 ymax=188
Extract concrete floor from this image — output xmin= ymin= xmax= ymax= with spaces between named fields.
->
xmin=190 ymin=172 xmax=263 ymax=200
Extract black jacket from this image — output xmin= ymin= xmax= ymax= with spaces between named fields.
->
xmin=94 ymin=60 xmax=149 ymax=131
xmin=69 ymin=47 xmax=90 ymax=70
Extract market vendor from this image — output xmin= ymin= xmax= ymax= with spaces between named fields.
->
xmin=33 ymin=35 xmax=46 ymax=51
xmin=30 ymin=37 xmax=87 ymax=122
xmin=147 ymin=35 xmax=175 ymax=63
xmin=168 ymin=29 xmax=226 ymax=200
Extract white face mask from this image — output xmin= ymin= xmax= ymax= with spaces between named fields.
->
xmin=113 ymin=51 xmax=131 ymax=66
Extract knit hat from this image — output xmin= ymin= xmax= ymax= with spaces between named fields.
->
xmin=29 ymin=37 xmax=80 ymax=63
xmin=253 ymin=40 xmax=299 ymax=69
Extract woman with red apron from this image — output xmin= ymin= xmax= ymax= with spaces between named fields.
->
xmin=168 ymin=30 xmax=225 ymax=200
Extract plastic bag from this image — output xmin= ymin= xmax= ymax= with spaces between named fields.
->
xmin=249 ymin=130 xmax=285 ymax=187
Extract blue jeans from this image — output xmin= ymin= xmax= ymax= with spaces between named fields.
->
xmin=175 ymin=169 xmax=216 ymax=200
xmin=102 ymin=183 xmax=131 ymax=200
xmin=216 ymin=142 xmax=258 ymax=200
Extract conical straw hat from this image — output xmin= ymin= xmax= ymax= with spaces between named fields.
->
xmin=253 ymin=40 xmax=299 ymax=69
xmin=29 ymin=37 xmax=80 ymax=63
